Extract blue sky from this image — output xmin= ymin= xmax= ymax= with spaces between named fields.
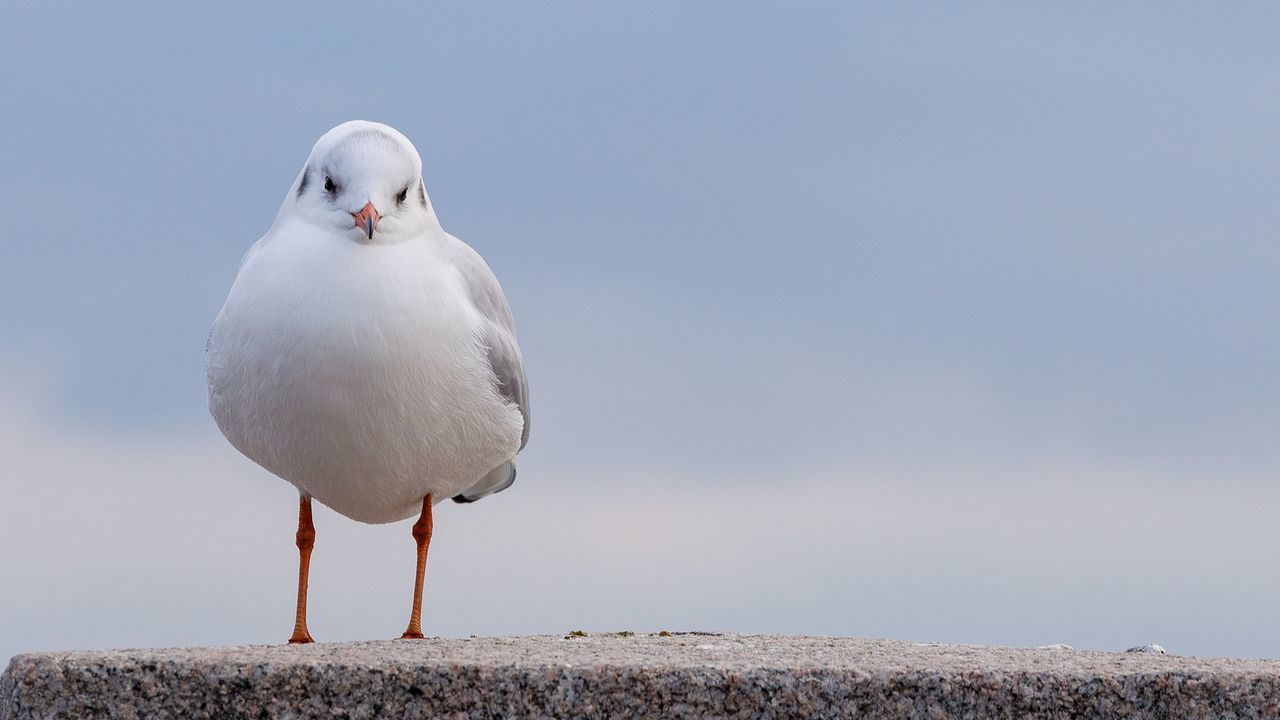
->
xmin=3 ymin=3 xmax=1280 ymax=664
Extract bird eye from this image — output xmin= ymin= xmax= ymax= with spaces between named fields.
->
xmin=324 ymin=176 xmax=337 ymax=193
xmin=396 ymin=185 xmax=409 ymax=206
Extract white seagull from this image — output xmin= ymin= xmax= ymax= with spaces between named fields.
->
xmin=206 ymin=120 xmax=529 ymax=643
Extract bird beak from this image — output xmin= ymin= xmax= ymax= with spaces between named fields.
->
xmin=351 ymin=201 xmax=380 ymax=239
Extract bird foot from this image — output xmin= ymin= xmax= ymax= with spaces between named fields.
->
xmin=288 ymin=632 xmax=315 ymax=644
xmin=399 ymin=630 xmax=425 ymax=640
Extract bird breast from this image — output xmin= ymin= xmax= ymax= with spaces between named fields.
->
xmin=206 ymin=224 xmax=523 ymax=523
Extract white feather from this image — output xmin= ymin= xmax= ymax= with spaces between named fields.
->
xmin=206 ymin=121 xmax=525 ymax=523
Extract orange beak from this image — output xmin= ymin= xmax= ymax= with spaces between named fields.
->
xmin=352 ymin=201 xmax=380 ymax=239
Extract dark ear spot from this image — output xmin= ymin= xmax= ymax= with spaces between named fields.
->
xmin=297 ymin=169 xmax=311 ymax=197
xmin=418 ymin=180 xmax=428 ymax=207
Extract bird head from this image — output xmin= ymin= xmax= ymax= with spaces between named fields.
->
xmin=287 ymin=120 xmax=435 ymax=243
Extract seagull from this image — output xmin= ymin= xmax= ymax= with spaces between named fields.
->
xmin=206 ymin=120 xmax=529 ymax=644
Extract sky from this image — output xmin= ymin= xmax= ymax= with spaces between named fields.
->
xmin=3 ymin=2 xmax=1280 ymax=666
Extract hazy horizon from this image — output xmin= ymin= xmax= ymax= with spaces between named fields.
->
xmin=4 ymin=3 xmax=1280 ymax=666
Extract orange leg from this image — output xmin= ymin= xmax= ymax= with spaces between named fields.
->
xmin=288 ymin=495 xmax=316 ymax=644
xmin=400 ymin=493 xmax=434 ymax=639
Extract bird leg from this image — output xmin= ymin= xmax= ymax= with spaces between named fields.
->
xmin=288 ymin=495 xmax=316 ymax=644
xmin=400 ymin=493 xmax=434 ymax=639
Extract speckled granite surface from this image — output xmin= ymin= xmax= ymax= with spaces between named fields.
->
xmin=4 ymin=633 xmax=1280 ymax=719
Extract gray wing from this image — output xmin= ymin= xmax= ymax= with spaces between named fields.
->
xmin=447 ymin=234 xmax=530 ymax=451
xmin=481 ymin=324 xmax=530 ymax=450
xmin=445 ymin=236 xmax=529 ymax=505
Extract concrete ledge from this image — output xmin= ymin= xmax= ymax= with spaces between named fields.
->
xmin=4 ymin=633 xmax=1280 ymax=719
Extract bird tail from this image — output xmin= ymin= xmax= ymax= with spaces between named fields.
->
xmin=452 ymin=462 xmax=517 ymax=504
